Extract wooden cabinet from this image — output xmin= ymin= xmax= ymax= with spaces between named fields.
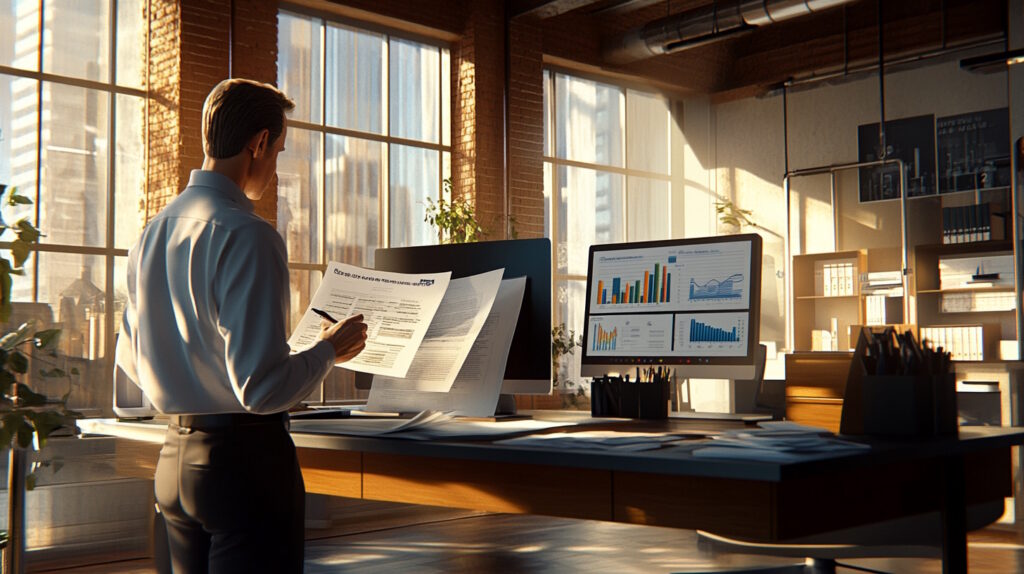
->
xmin=913 ymin=240 xmax=1016 ymax=362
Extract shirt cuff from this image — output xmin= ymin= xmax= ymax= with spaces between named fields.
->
xmin=312 ymin=339 xmax=336 ymax=372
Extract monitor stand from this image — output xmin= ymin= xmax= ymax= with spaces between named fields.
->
xmin=670 ymin=377 xmax=771 ymax=423
xmin=481 ymin=394 xmax=533 ymax=421
xmin=495 ymin=394 xmax=517 ymax=415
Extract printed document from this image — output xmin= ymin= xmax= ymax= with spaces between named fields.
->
xmin=367 ymin=276 xmax=526 ymax=416
xmin=287 ymin=262 xmax=451 ymax=378
xmin=359 ymin=268 xmax=504 ymax=393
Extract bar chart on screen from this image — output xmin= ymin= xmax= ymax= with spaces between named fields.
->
xmin=674 ymin=312 xmax=748 ymax=355
xmin=587 ymin=314 xmax=672 ymax=355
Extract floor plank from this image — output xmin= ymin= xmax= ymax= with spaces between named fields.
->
xmin=34 ymin=513 xmax=1024 ymax=573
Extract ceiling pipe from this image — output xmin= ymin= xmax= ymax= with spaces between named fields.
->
xmin=603 ymin=0 xmax=858 ymax=65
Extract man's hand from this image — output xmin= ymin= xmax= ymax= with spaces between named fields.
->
xmin=318 ymin=313 xmax=368 ymax=364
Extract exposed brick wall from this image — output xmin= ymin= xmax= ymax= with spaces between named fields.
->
xmin=507 ymin=19 xmax=545 ymax=240
xmin=179 ymin=1 xmax=231 ymax=189
xmin=453 ymin=0 xmax=507 ymax=239
xmin=147 ymin=0 xmax=280 ymax=224
xmin=146 ymin=0 xmax=182 ymax=218
xmin=232 ymin=0 xmax=280 ymax=224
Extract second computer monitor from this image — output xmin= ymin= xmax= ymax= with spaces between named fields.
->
xmin=580 ymin=234 xmax=762 ymax=380
xmin=370 ymin=238 xmax=552 ymax=395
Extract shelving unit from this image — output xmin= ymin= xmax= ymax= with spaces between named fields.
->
xmin=913 ymin=239 xmax=1017 ymax=362
xmin=792 ymin=250 xmax=867 ymax=352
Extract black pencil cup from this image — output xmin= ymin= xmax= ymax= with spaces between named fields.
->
xmin=861 ymin=373 xmax=957 ymax=437
xmin=591 ymin=377 xmax=669 ymax=419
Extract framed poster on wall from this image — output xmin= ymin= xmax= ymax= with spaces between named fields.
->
xmin=937 ymin=108 xmax=1010 ymax=194
xmin=857 ymin=114 xmax=935 ymax=202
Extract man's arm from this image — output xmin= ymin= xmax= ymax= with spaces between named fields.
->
xmin=213 ymin=222 xmax=338 ymax=413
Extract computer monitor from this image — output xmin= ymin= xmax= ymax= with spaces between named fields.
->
xmin=359 ymin=238 xmax=552 ymax=395
xmin=580 ymin=233 xmax=762 ymax=380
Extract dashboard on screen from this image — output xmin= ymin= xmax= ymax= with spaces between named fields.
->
xmin=580 ymin=234 xmax=762 ymax=379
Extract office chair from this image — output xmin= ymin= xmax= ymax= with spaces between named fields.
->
xmin=680 ymin=360 xmax=1005 ymax=574
xmin=688 ymin=499 xmax=1004 ymax=573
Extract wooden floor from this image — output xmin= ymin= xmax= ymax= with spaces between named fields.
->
xmin=32 ymin=512 xmax=1024 ymax=573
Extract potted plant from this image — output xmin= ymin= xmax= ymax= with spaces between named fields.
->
xmin=424 ymin=178 xmax=485 ymax=244
xmin=551 ymin=323 xmax=585 ymax=409
xmin=0 ymin=182 xmax=80 ymax=574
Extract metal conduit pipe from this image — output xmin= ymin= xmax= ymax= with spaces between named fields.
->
xmin=604 ymin=0 xmax=858 ymax=64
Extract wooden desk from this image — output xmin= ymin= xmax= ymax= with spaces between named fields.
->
xmin=81 ymin=414 xmax=1024 ymax=574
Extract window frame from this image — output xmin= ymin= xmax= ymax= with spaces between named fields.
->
xmin=543 ymin=68 xmax=673 ymax=327
xmin=279 ymin=7 xmax=452 ymax=277
xmin=0 ymin=0 xmax=148 ymax=416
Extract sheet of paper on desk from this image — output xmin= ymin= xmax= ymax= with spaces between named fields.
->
xmin=366 ymin=277 xmax=525 ymax=417
xmin=364 ymin=269 xmax=504 ymax=394
xmin=287 ymin=262 xmax=451 ymax=378
xmin=289 ymin=415 xmax=571 ymax=440
xmin=690 ymin=426 xmax=870 ymax=462
xmin=290 ymin=409 xmax=452 ymax=435
xmin=496 ymin=431 xmax=694 ymax=451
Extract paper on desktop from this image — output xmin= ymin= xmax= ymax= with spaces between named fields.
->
xmin=287 ymin=262 xmax=451 ymax=378
xmin=365 ymin=268 xmax=503 ymax=393
xmin=367 ymin=276 xmax=526 ymax=417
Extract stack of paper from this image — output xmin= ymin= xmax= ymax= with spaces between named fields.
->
xmin=691 ymin=421 xmax=870 ymax=462
xmin=496 ymin=431 xmax=695 ymax=452
xmin=288 ymin=262 xmax=526 ymax=417
xmin=289 ymin=414 xmax=572 ymax=441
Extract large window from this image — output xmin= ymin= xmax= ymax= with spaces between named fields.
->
xmin=543 ymin=71 xmax=672 ymax=385
xmin=0 ymin=0 xmax=147 ymax=415
xmin=278 ymin=10 xmax=450 ymax=400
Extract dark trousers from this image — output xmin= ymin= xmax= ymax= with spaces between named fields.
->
xmin=154 ymin=413 xmax=305 ymax=574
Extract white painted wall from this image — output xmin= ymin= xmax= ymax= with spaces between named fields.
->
xmin=673 ymin=47 xmax=1011 ymax=404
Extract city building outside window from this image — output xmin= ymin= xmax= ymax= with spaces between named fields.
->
xmin=543 ymin=70 xmax=672 ymax=388
xmin=0 ymin=0 xmax=148 ymax=415
xmin=278 ymin=9 xmax=451 ymax=401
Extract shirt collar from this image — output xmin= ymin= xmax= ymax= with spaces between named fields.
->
xmin=187 ymin=170 xmax=254 ymax=212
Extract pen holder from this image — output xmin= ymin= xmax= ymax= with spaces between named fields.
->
xmin=637 ymin=379 xmax=670 ymax=419
xmin=590 ymin=377 xmax=669 ymax=419
xmin=861 ymin=373 xmax=957 ymax=437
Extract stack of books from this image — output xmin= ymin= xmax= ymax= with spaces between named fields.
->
xmin=919 ymin=325 xmax=990 ymax=361
xmin=942 ymin=203 xmax=1004 ymax=244
xmin=816 ymin=260 xmax=856 ymax=296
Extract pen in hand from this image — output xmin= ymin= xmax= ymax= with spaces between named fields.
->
xmin=311 ymin=307 xmax=338 ymax=324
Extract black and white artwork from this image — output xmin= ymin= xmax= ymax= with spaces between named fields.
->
xmin=858 ymin=114 xmax=936 ymax=202
xmin=937 ymin=108 xmax=1010 ymax=194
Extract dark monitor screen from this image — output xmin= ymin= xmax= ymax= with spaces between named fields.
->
xmin=580 ymin=233 xmax=762 ymax=379
xmin=359 ymin=238 xmax=552 ymax=394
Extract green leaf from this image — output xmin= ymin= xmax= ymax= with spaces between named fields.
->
xmin=7 ymin=351 xmax=28 ymax=374
xmin=0 ymin=266 xmax=10 ymax=324
xmin=33 ymin=329 xmax=60 ymax=349
xmin=7 ymin=193 xmax=32 ymax=206
xmin=11 ymin=239 xmax=30 ymax=268
xmin=16 ymin=419 xmax=33 ymax=448
xmin=14 ymin=384 xmax=47 ymax=407
xmin=26 ymin=410 xmax=65 ymax=449
xmin=15 ymin=219 xmax=40 ymax=244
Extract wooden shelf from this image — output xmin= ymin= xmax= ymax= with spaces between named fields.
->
xmin=795 ymin=295 xmax=860 ymax=301
xmin=915 ymin=240 xmax=1012 ymax=257
xmin=918 ymin=287 xmax=1016 ymax=295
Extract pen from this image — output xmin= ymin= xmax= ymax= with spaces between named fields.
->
xmin=311 ymin=307 xmax=338 ymax=323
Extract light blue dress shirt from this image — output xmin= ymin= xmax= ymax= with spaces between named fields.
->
xmin=114 ymin=170 xmax=336 ymax=414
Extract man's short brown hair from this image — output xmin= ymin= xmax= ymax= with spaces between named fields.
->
xmin=202 ymin=79 xmax=296 ymax=159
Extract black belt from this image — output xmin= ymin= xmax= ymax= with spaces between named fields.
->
xmin=170 ymin=412 xmax=288 ymax=433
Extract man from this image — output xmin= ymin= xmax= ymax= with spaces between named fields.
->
xmin=115 ymin=78 xmax=367 ymax=573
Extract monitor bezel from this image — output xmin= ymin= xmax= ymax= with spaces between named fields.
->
xmin=360 ymin=238 xmax=552 ymax=395
xmin=579 ymin=233 xmax=762 ymax=378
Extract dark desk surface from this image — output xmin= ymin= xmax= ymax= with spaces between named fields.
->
xmin=82 ymin=411 xmax=1024 ymax=483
